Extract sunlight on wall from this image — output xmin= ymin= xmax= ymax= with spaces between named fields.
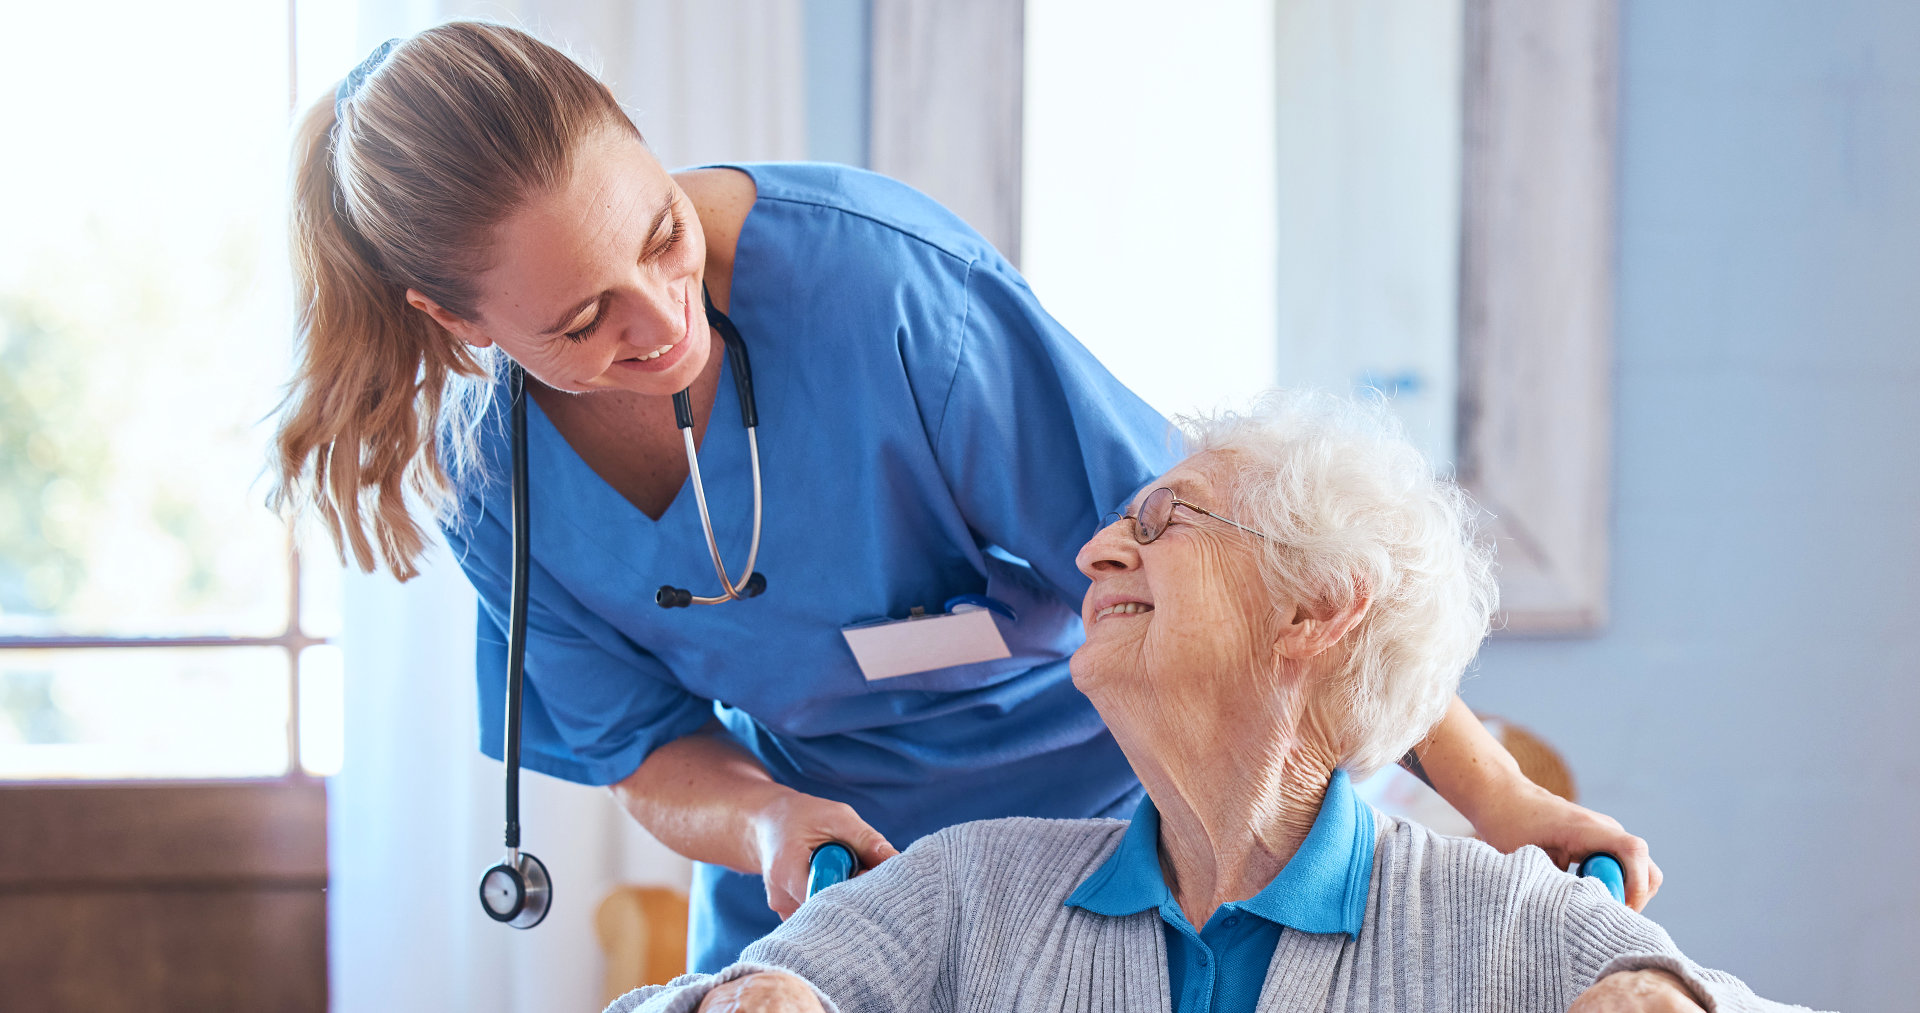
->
xmin=1023 ymin=0 xmax=1462 ymax=472
xmin=1272 ymin=0 xmax=1463 ymax=468
xmin=1022 ymin=0 xmax=1280 ymax=425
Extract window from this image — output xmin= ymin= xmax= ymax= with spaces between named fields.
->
xmin=0 ymin=0 xmax=341 ymax=781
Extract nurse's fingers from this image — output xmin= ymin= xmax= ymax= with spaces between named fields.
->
xmin=752 ymin=791 xmax=895 ymax=920
xmin=847 ymin=826 xmax=900 ymax=874
xmin=1623 ymin=843 xmax=1663 ymax=912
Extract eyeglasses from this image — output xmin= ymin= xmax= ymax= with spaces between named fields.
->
xmin=1102 ymin=486 xmax=1275 ymax=545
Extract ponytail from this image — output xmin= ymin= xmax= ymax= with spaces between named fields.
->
xmin=272 ymin=96 xmax=484 ymax=580
xmin=270 ymin=22 xmax=632 ymax=580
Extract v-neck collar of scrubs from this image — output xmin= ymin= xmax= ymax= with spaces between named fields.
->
xmin=526 ymin=343 xmax=743 ymax=530
xmin=1064 ymin=770 xmax=1376 ymax=1013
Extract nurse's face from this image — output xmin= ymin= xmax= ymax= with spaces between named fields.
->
xmin=409 ymin=125 xmax=713 ymax=397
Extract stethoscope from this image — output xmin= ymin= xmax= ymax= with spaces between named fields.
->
xmin=478 ymin=290 xmax=768 ymax=928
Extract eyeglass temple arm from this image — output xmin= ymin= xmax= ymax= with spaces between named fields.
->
xmin=1169 ymin=495 xmax=1274 ymax=543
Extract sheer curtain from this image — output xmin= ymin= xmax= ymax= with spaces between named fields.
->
xmin=323 ymin=3 xmax=806 ymax=1011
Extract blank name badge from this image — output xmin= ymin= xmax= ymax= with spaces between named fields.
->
xmin=840 ymin=608 xmax=1011 ymax=682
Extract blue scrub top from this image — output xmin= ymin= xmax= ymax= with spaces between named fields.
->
xmin=441 ymin=162 xmax=1177 ymax=969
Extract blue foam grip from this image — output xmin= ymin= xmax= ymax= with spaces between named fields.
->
xmin=1578 ymin=852 xmax=1627 ymax=904
xmin=807 ymin=843 xmax=856 ymax=899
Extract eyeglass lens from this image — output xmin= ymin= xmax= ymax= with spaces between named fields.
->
xmin=1135 ymin=488 xmax=1175 ymax=544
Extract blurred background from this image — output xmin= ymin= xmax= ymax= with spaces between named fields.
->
xmin=0 ymin=0 xmax=1912 ymax=1010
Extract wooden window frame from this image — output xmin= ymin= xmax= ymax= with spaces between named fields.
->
xmin=0 ymin=530 xmax=328 ymax=782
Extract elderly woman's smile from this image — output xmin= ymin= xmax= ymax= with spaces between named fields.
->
xmin=1091 ymin=600 xmax=1152 ymax=621
xmin=1071 ymin=453 xmax=1283 ymax=701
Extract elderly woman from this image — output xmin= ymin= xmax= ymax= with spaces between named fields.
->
xmin=609 ymin=392 xmax=1810 ymax=1013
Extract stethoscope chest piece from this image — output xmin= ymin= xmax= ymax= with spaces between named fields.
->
xmin=479 ymin=850 xmax=551 ymax=929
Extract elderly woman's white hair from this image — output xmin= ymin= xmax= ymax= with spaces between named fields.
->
xmin=1177 ymin=389 xmax=1499 ymax=777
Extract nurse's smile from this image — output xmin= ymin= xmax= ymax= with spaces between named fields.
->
xmin=612 ymin=337 xmax=691 ymax=373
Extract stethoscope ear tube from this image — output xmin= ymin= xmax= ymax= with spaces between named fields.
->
xmin=656 ymin=290 xmax=767 ymax=607
xmin=480 ymin=362 xmax=551 ymax=930
xmin=505 ymin=364 xmax=529 ymax=853
xmin=703 ymin=285 xmax=758 ymax=429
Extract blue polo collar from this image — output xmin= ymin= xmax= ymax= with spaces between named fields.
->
xmin=1065 ymin=769 xmax=1375 ymax=938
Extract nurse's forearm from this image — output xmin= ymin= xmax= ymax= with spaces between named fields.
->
xmin=1403 ymin=695 xmax=1527 ymax=826
xmin=609 ymin=720 xmax=796 ymax=875
xmin=1407 ymin=694 xmax=1662 ymax=908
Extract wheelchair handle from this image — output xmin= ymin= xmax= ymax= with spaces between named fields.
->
xmin=807 ymin=842 xmax=856 ymax=899
xmin=808 ymin=841 xmax=1626 ymax=904
xmin=1577 ymin=852 xmax=1626 ymax=904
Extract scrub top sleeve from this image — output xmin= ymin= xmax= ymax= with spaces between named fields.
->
xmin=443 ymin=501 xmax=716 ymax=788
xmin=918 ymin=258 xmax=1178 ymax=602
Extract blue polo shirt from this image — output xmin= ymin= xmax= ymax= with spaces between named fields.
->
xmin=1065 ymin=770 xmax=1376 ymax=1013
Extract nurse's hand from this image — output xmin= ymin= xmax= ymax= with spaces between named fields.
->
xmin=749 ymin=789 xmax=899 ymax=919
xmin=1469 ymin=777 xmax=1663 ymax=912
xmin=695 ymin=971 xmax=827 ymax=1013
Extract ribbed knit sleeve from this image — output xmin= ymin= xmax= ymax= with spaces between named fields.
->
xmin=747 ymin=827 xmax=958 ymax=1011
xmin=1361 ymin=816 xmax=1824 ymax=1013
xmin=602 ymin=831 xmax=956 ymax=1013
xmin=1557 ymin=872 xmax=1825 ymax=1013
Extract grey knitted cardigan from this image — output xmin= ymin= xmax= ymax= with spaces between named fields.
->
xmin=607 ymin=814 xmax=1819 ymax=1013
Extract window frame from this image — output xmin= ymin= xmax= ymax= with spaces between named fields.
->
xmin=0 ymin=528 xmax=329 ymax=783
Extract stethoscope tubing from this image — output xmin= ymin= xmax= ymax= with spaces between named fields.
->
xmin=478 ymin=362 xmax=547 ymax=930
xmin=487 ymin=292 xmax=766 ymax=927
xmin=504 ymin=363 xmax=531 ymax=853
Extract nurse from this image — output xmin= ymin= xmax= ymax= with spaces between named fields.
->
xmin=274 ymin=22 xmax=1659 ymax=972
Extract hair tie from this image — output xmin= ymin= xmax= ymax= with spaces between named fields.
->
xmin=334 ymin=38 xmax=402 ymax=116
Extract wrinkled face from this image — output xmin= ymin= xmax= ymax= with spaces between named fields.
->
xmin=465 ymin=127 xmax=712 ymax=396
xmin=1071 ymin=451 xmax=1278 ymax=698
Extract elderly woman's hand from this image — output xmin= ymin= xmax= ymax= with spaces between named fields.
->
xmin=1567 ymin=969 xmax=1706 ymax=1012
xmin=695 ymin=971 xmax=829 ymax=1013
xmin=1470 ymin=777 xmax=1663 ymax=911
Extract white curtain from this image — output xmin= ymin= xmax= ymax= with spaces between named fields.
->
xmin=325 ymin=3 xmax=806 ymax=1011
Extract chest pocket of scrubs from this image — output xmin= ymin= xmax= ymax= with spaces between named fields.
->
xmin=840 ymin=551 xmax=1079 ymax=694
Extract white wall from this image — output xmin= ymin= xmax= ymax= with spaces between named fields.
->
xmin=330 ymin=559 xmax=689 ymax=1013
xmin=1022 ymin=0 xmax=1279 ymax=423
xmin=1463 ymin=3 xmax=1920 ymax=1008
xmin=1272 ymin=0 xmax=1462 ymax=468
xmin=1023 ymin=0 xmax=1461 ymax=466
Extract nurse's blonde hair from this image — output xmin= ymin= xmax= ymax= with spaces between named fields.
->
xmin=273 ymin=21 xmax=635 ymax=579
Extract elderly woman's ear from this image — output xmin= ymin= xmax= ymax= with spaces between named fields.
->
xmin=1273 ymin=590 xmax=1372 ymax=661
